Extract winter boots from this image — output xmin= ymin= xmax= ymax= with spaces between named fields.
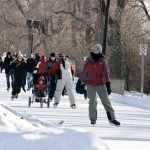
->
xmin=70 ymin=104 xmax=76 ymax=109
xmin=109 ymin=120 xmax=120 ymax=126
xmin=11 ymin=94 xmax=18 ymax=100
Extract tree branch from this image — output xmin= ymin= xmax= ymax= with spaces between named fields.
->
xmin=3 ymin=10 xmax=19 ymax=27
xmin=139 ymin=0 xmax=150 ymax=22
xmin=53 ymin=10 xmax=82 ymax=22
xmin=14 ymin=0 xmax=26 ymax=18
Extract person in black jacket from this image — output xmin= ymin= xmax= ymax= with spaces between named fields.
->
xmin=45 ymin=52 xmax=57 ymax=100
xmin=3 ymin=52 xmax=14 ymax=91
xmin=26 ymin=54 xmax=37 ymax=91
xmin=35 ymin=53 xmax=40 ymax=64
xmin=0 ymin=56 xmax=3 ymax=73
xmin=10 ymin=53 xmax=27 ymax=100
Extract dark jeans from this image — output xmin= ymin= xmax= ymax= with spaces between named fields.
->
xmin=48 ymin=78 xmax=57 ymax=98
xmin=12 ymin=77 xmax=24 ymax=96
xmin=84 ymin=90 xmax=87 ymax=98
xmin=6 ymin=73 xmax=14 ymax=89
xmin=0 ymin=63 xmax=2 ymax=73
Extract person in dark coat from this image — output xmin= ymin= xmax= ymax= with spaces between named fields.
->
xmin=35 ymin=53 xmax=40 ymax=64
xmin=3 ymin=52 xmax=14 ymax=91
xmin=45 ymin=52 xmax=57 ymax=100
xmin=26 ymin=54 xmax=37 ymax=91
xmin=80 ymin=44 xmax=120 ymax=126
xmin=0 ymin=56 xmax=3 ymax=73
xmin=9 ymin=53 xmax=27 ymax=100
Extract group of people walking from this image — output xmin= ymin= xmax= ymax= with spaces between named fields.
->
xmin=0 ymin=44 xmax=120 ymax=126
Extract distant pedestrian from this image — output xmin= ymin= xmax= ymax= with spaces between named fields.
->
xmin=34 ymin=55 xmax=47 ymax=74
xmin=80 ymin=44 xmax=120 ymax=126
xmin=45 ymin=52 xmax=57 ymax=100
xmin=1 ymin=52 xmax=6 ymax=62
xmin=3 ymin=52 xmax=14 ymax=91
xmin=0 ymin=56 xmax=3 ymax=73
xmin=35 ymin=53 xmax=40 ymax=64
xmin=48 ymin=52 xmax=76 ymax=109
xmin=9 ymin=53 xmax=27 ymax=100
xmin=33 ymin=55 xmax=47 ymax=86
xmin=26 ymin=54 xmax=37 ymax=91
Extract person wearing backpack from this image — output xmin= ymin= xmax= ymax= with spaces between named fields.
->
xmin=76 ymin=78 xmax=87 ymax=99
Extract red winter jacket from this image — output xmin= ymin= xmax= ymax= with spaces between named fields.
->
xmin=80 ymin=55 xmax=110 ymax=86
xmin=48 ymin=60 xmax=74 ymax=79
xmin=38 ymin=55 xmax=46 ymax=74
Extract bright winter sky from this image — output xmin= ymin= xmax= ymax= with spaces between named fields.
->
xmin=0 ymin=72 xmax=150 ymax=150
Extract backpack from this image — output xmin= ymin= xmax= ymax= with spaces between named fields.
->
xmin=76 ymin=79 xmax=85 ymax=94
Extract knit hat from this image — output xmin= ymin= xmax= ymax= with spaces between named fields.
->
xmin=7 ymin=52 xmax=11 ymax=56
xmin=58 ymin=52 xmax=65 ymax=59
xmin=92 ymin=44 xmax=102 ymax=53
xmin=50 ymin=52 xmax=56 ymax=57
xmin=17 ymin=53 xmax=23 ymax=58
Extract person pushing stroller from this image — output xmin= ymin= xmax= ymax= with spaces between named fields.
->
xmin=45 ymin=52 xmax=57 ymax=101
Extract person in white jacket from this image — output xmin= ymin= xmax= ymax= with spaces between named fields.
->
xmin=48 ymin=52 xmax=76 ymax=109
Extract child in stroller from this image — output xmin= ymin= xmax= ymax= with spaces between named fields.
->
xmin=28 ymin=73 xmax=50 ymax=108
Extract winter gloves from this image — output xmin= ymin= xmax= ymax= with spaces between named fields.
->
xmin=106 ymin=81 xmax=111 ymax=95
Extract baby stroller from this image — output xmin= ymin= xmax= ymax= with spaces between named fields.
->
xmin=28 ymin=73 xmax=50 ymax=108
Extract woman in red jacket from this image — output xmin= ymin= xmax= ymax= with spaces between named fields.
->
xmin=34 ymin=55 xmax=47 ymax=74
xmin=80 ymin=44 xmax=120 ymax=126
xmin=33 ymin=55 xmax=47 ymax=85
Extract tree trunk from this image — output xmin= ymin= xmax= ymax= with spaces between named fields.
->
xmin=94 ymin=0 xmax=104 ymax=44
xmin=109 ymin=0 xmax=126 ymax=79
xmin=41 ymin=18 xmax=49 ymax=54
xmin=71 ymin=0 xmax=78 ymax=49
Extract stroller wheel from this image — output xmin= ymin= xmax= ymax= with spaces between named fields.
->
xmin=28 ymin=97 xmax=31 ymax=107
xmin=40 ymin=98 xmax=43 ymax=108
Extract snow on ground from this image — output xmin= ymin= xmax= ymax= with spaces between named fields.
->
xmin=110 ymin=91 xmax=150 ymax=110
xmin=0 ymin=72 xmax=150 ymax=150
xmin=0 ymin=104 xmax=108 ymax=150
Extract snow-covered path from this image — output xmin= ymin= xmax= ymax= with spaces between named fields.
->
xmin=0 ymin=72 xmax=150 ymax=150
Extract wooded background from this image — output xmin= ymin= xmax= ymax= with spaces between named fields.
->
xmin=0 ymin=0 xmax=149 ymax=94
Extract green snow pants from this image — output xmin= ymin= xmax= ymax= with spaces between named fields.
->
xmin=87 ymin=85 xmax=116 ymax=122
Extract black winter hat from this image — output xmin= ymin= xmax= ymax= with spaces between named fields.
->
xmin=50 ymin=52 xmax=56 ymax=57
xmin=7 ymin=52 xmax=11 ymax=56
